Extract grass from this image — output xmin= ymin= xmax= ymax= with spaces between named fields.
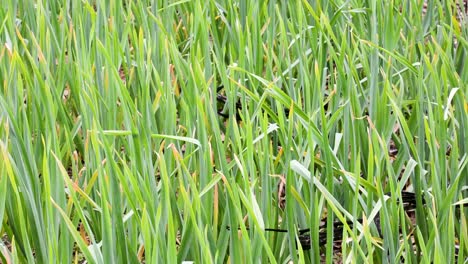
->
xmin=0 ymin=0 xmax=467 ymax=263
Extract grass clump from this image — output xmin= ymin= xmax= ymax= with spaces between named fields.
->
xmin=0 ymin=0 xmax=467 ymax=263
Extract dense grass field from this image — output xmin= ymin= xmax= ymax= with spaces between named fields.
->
xmin=0 ymin=0 xmax=467 ymax=263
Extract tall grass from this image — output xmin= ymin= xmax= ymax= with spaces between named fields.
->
xmin=0 ymin=0 xmax=466 ymax=263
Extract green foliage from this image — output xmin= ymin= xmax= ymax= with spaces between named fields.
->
xmin=0 ymin=0 xmax=466 ymax=263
